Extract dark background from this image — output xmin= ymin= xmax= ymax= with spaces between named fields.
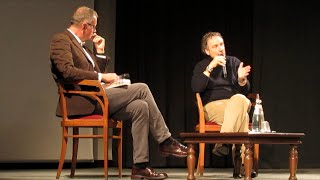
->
xmin=96 ymin=0 xmax=320 ymax=169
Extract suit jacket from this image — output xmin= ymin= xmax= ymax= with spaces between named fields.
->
xmin=50 ymin=30 xmax=108 ymax=116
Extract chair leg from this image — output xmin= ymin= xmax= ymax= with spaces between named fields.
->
xmin=56 ymin=128 xmax=68 ymax=179
xmin=117 ymin=124 xmax=123 ymax=177
xmin=103 ymin=126 xmax=109 ymax=179
xmin=196 ymin=143 xmax=205 ymax=176
xmin=70 ymin=128 xmax=79 ymax=178
xmin=253 ymin=144 xmax=259 ymax=174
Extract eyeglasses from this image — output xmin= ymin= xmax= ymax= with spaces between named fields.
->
xmin=86 ymin=23 xmax=97 ymax=30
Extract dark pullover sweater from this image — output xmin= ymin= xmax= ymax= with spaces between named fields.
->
xmin=191 ymin=56 xmax=250 ymax=106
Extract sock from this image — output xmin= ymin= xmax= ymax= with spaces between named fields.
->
xmin=160 ymin=136 xmax=174 ymax=146
xmin=134 ymin=162 xmax=149 ymax=169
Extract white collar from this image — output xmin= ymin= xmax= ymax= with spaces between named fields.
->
xmin=67 ymin=29 xmax=85 ymax=46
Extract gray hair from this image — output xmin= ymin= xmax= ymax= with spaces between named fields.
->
xmin=70 ymin=6 xmax=98 ymax=25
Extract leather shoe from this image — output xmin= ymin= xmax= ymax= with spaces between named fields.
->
xmin=131 ymin=166 xmax=168 ymax=180
xmin=233 ymin=171 xmax=257 ymax=179
xmin=234 ymin=164 xmax=257 ymax=178
xmin=159 ymin=139 xmax=188 ymax=158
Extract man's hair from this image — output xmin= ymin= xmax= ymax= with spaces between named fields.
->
xmin=201 ymin=32 xmax=223 ymax=54
xmin=70 ymin=6 xmax=98 ymax=25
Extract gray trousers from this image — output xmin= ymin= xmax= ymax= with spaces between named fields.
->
xmin=104 ymin=83 xmax=171 ymax=164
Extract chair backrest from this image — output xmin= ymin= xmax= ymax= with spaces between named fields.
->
xmin=196 ymin=93 xmax=208 ymax=133
xmin=195 ymin=93 xmax=222 ymax=133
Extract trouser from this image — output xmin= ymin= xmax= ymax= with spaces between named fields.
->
xmin=104 ymin=83 xmax=171 ymax=164
xmin=204 ymin=94 xmax=251 ymax=163
xmin=203 ymin=94 xmax=251 ymax=132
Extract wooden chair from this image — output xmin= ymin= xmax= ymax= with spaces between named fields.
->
xmin=194 ymin=93 xmax=259 ymax=176
xmin=55 ymin=80 xmax=123 ymax=179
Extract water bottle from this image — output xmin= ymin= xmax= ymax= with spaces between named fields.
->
xmin=260 ymin=100 xmax=265 ymax=123
xmin=252 ymin=94 xmax=263 ymax=132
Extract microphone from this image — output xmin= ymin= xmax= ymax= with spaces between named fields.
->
xmin=222 ymin=58 xmax=227 ymax=78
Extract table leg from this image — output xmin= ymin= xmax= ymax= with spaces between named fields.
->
xmin=187 ymin=144 xmax=196 ymax=180
xmin=289 ymin=145 xmax=298 ymax=180
xmin=244 ymin=143 xmax=253 ymax=180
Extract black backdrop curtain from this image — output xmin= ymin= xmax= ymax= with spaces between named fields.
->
xmin=96 ymin=0 xmax=320 ymax=168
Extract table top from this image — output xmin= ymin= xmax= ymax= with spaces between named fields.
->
xmin=180 ymin=132 xmax=305 ymax=137
xmin=179 ymin=132 xmax=305 ymax=144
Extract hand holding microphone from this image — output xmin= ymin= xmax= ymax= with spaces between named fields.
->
xmin=209 ymin=56 xmax=227 ymax=78
xmin=222 ymin=62 xmax=227 ymax=78
xmin=218 ymin=56 xmax=227 ymax=78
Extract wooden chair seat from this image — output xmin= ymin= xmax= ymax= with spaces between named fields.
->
xmin=195 ymin=121 xmax=221 ymax=132
xmin=55 ymin=80 xmax=122 ymax=179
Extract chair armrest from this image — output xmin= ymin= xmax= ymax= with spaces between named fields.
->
xmin=75 ymin=79 xmax=103 ymax=87
xmin=57 ymin=80 xmax=109 ymax=118
xmin=247 ymin=93 xmax=257 ymax=106
xmin=58 ymin=80 xmax=105 ymax=96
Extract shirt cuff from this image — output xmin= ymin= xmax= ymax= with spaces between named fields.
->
xmin=238 ymin=77 xmax=247 ymax=86
xmin=96 ymin=54 xmax=107 ymax=59
xmin=98 ymin=73 xmax=102 ymax=82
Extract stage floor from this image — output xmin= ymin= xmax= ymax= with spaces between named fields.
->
xmin=0 ymin=168 xmax=319 ymax=180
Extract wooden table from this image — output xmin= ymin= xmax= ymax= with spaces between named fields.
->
xmin=179 ymin=132 xmax=305 ymax=180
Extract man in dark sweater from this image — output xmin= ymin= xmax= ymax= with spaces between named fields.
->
xmin=191 ymin=32 xmax=251 ymax=156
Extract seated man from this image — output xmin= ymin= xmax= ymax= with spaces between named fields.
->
xmin=191 ymin=32 xmax=251 ymax=156
xmin=49 ymin=6 xmax=187 ymax=180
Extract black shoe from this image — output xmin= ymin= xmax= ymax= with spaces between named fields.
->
xmin=239 ymin=164 xmax=258 ymax=178
xmin=212 ymin=144 xmax=229 ymax=156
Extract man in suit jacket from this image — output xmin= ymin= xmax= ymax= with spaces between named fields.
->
xmin=50 ymin=6 xmax=187 ymax=180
